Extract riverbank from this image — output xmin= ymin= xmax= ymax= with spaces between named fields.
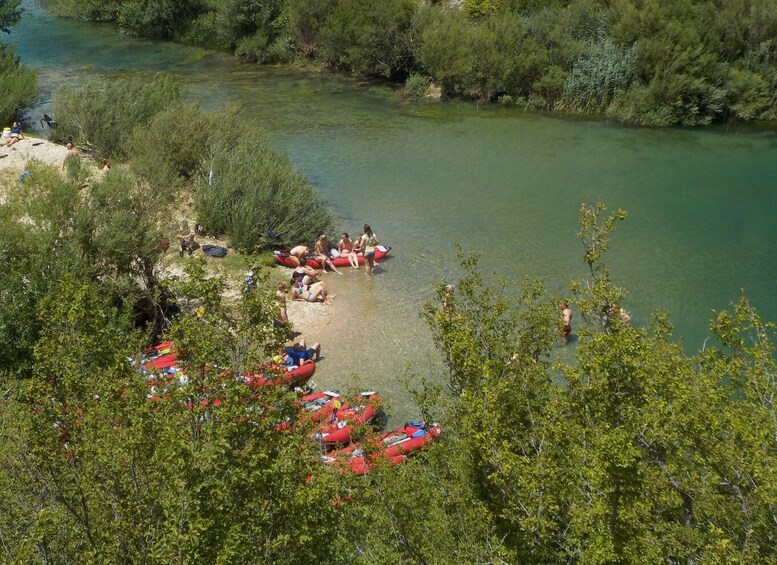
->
xmin=0 ymin=136 xmax=69 ymax=171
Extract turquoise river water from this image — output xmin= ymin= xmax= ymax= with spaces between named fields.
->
xmin=11 ymin=0 xmax=777 ymax=421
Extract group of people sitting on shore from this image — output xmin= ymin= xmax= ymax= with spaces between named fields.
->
xmin=288 ymin=224 xmax=380 ymax=275
xmin=282 ymin=224 xmax=380 ymax=306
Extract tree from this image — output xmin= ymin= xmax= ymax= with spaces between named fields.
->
xmin=0 ymin=0 xmax=21 ymax=33
xmin=0 ymin=43 xmax=37 ymax=124
xmin=51 ymin=74 xmax=182 ymax=158
xmin=194 ymin=110 xmax=335 ymax=252
xmin=419 ymin=204 xmax=777 ymax=562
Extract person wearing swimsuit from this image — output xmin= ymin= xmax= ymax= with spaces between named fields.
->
xmin=338 ymin=232 xmax=359 ymax=268
xmin=359 ymin=224 xmax=379 ymax=276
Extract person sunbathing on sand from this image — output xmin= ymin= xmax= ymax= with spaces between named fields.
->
xmin=289 ymin=271 xmax=333 ymax=304
xmin=1 ymin=127 xmax=18 ymax=147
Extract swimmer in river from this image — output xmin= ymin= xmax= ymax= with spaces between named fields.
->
xmin=560 ymin=301 xmax=573 ymax=343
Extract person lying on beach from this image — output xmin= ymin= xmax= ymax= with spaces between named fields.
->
xmin=314 ymin=235 xmax=342 ymax=274
xmin=1 ymin=122 xmax=23 ymax=146
xmin=289 ymin=273 xmax=332 ymax=304
xmin=338 ymin=232 xmax=359 ymax=268
xmin=284 ymin=339 xmax=321 ymax=366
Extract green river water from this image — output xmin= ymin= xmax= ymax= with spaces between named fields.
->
xmin=11 ymin=0 xmax=777 ymax=421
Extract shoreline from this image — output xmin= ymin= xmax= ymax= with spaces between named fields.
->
xmin=0 ymin=135 xmax=71 ymax=172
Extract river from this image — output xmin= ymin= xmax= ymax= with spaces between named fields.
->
xmin=11 ymin=0 xmax=777 ymax=421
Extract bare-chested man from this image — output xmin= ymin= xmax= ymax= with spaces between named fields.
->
xmin=560 ymin=301 xmax=573 ymax=342
xmin=288 ymin=245 xmax=309 ymax=267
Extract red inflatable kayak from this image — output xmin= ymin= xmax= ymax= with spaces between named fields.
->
xmin=142 ymin=341 xmax=178 ymax=371
xmin=323 ymin=422 xmax=441 ymax=475
xmin=273 ymin=246 xmax=391 ymax=269
xmin=310 ymin=391 xmax=381 ymax=445
xmin=243 ymin=360 xmax=316 ymax=389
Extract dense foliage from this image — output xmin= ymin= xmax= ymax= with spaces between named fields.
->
xmin=417 ymin=205 xmax=777 ymax=562
xmin=0 ymin=0 xmax=37 ymax=124
xmin=51 ymin=74 xmax=183 ymax=158
xmin=49 ymin=75 xmax=335 ymax=250
xmin=2 ymin=161 xmax=776 ymax=563
xmin=194 ymin=111 xmax=335 ymax=254
xmin=46 ymin=0 xmax=777 ymax=125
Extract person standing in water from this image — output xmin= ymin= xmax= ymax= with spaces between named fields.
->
xmin=560 ymin=301 xmax=573 ymax=343
xmin=359 ymin=224 xmax=379 ymax=276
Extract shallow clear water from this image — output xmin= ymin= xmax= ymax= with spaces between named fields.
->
xmin=12 ymin=0 xmax=777 ymax=421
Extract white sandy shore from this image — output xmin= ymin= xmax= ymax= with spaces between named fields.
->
xmin=0 ymin=136 xmax=70 ymax=171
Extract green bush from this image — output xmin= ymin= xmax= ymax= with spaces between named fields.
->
xmin=0 ymin=0 xmax=21 ymax=32
xmin=318 ymin=0 xmax=417 ymax=78
xmin=563 ymin=36 xmax=636 ymax=112
xmin=46 ymin=0 xmax=120 ymax=21
xmin=194 ymin=112 xmax=334 ymax=253
xmin=117 ymin=0 xmax=199 ymax=39
xmin=51 ymin=74 xmax=182 ymax=158
xmin=128 ymin=102 xmax=214 ymax=188
xmin=0 ymin=44 xmax=37 ymax=125
xmin=404 ymin=74 xmax=429 ymax=103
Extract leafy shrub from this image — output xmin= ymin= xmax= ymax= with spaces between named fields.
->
xmin=45 ymin=0 xmax=120 ymax=21
xmin=128 ymin=102 xmax=214 ymax=188
xmin=0 ymin=44 xmax=37 ymax=125
xmin=416 ymin=7 xmax=477 ymax=96
xmin=51 ymin=74 xmax=182 ymax=158
xmin=194 ymin=111 xmax=334 ymax=253
xmin=404 ymin=74 xmax=430 ymax=103
xmin=725 ymin=66 xmax=772 ymax=120
xmin=117 ymin=0 xmax=197 ymax=39
xmin=563 ymin=36 xmax=636 ymax=112
xmin=286 ymin=0 xmax=336 ymax=56
xmin=318 ymin=0 xmax=417 ymax=79
xmin=0 ymin=0 xmax=21 ymax=32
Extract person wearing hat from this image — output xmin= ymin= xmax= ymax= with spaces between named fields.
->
xmin=314 ymin=234 xmax=342 ymax=274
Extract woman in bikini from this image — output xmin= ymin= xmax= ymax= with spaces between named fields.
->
xmin=338 ymin=232 xmax=359 ymax=268
xmin=289 ymin=272 xmax=332 ymax=304
xmin=359 ymin=224 xmax=380 ymax=276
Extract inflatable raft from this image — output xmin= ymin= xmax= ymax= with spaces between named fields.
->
xmin=243 ymin=360 xmax=316 ymax=389
xmin=273 ymin=246 xmax=391 ymax=269
xmin=141 ymin=341 xmax=178 ymax=371
xmin=323 ymin=422 xmax=441 ymax=475
xmin=308 ymin=391 xmax=381 ymax=445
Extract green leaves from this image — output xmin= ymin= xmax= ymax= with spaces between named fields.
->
xmin=0 ymin=43 xmax=37 ymax=124
xmin=194 ymin=110 xmax=335 ymax=252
